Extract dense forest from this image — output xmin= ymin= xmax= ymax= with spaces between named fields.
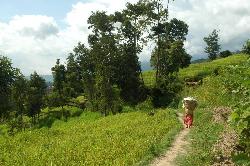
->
xmin=0 ymin=0 xmax=250 ymax=165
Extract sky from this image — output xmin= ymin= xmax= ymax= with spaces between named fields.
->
xmin=0 ymin=0 xmax=250 ymax=75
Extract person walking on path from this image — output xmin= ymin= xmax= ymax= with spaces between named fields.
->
xmin=182 ymin=97 xmax=198 ymax=128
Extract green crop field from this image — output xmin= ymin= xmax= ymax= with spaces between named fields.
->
xmin=0 ymin=109 xmax=181 ymax=166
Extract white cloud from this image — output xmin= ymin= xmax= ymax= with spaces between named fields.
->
xmin=169 ymin=0 xmax=250 ymax=59
xmin=1 ymin=0 xmax=250 ymax=75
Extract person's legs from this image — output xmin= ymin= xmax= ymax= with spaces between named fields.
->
xmin=187 ymin=114 xmax=193 ymax=128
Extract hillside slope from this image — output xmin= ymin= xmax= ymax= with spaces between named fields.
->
xmin=143 ymin=54 xmax=249 ymax=87
xmin=176 ymin=54 xmax=250 ymax=165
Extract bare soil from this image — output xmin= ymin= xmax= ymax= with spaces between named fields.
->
xmin=151 ymin=112 xmax=190 ymax=166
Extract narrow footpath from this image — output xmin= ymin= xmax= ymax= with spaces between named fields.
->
xmin=151 ymin=113 xmax=190 ymax=166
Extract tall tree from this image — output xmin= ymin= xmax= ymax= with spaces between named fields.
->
xmin=51 ymin=59 xmax=67 ymax=108
xmin=147 ymin=0 xmax=190 ymax=106
xmin=112 ymin=1 xmax=153 ymax=103
xmin=204 ymin=29 xmax=221 ymax=60
xmin=74 ymin=43 xmax=96 ymax=107
xmin=149 ymin=0 xmax=190 ymax=82
xmin=65 ymin=53 xmax=83 ymax=97
xmin=12 ymin=74 xmax=28 ymax=124
xmin=0 ymin=56 xmax=19 ymax=120
xmin=87 ymin=11 xmax=121 ymax=115
xmin=26 ymin=72 xmax=47 ymax=123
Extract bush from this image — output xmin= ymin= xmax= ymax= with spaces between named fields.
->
xmin=152 ymin=75 xmax=183 ymax=107
xmin=68 ymin=96 xmax=87 ymax=109
xmin=219 ymin=50 xmax=232 ymax=58
xmin=136 ymin=97 xmax=154 ymax=112
xmin=45 ymin=92 xmax=67 ymax=108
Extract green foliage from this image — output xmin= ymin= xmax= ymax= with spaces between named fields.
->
xmin=152 ymin=74 xmax=183 ymax=107
xmin=114 ymin=1 xmax=150 ymax=104
xmin=45 ymin=92 xmax=64 ymax=108
xmin=65 ymin=53 xmax=83 ymax=97
xmin=26 ymin=72 xmax=47 ymax=122
xmin=177 ymin=109 xmax=224 ymax=166
xmin=135 ymin=97 xmax=154 ymax=112
xmin=204 ymin=29 xmax=221 ymax=60
xmin=179 ymin=54 xmax=249 ymax=81
xmin=219 ymin=50 xmax=232 ymax=58
xmin=0 ymin=56 xmax=19 ymax=119
xmin=149 ymin=0 xmax=190 ymax=83
xmin=52 ymin=59 xmax=66 ymax=94
xmin=11 ymin=75 xmax=28 ymax=117
xmin=87 ymin=11 xmax=124 ymax=114
xmin=51 ymin=59 xmax=68 ymax=108
xmin=0 ymin=110 xmax=181 ymax=165
xmin=177 ymin=54 xmax=250 ymax=165
xmin=218 ymin=60 xmax=250 ymax=161
xmin=68 ymin=96 xmax=87 ymax=109
xmin=242 ymin=39 xmax=250 ymax=55
xmin=37 ymin=106 xmax=84 ymax=128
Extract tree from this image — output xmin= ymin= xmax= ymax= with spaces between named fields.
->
xmin=51 ymin=59 xmax=67 ymax=108
xmin=148 ymin=0 xmax=190 ymax=82
xmin=242 ymin=39 xmax=250 ymax=54
xmin=204 ymin=29 xmax=221 ymax=60
xmin=26 ymin=72 xmax=47 ymax=123
xmin=65 ymin=53 xmax=83 ymax=97
xmin=113 ymin=1 xmax=153 ymax=104
xmin=74 ymin=43 xmax=96 ymax=108
xmin=0 ymin=56 xmax=19 ymax=120
xmin=87 ymin=11 xmax=121 ymax=115
xmin=11 ymin=74 xmax=28 ymax=125
xmin=147 ymin=0 xmax=189 ymax=106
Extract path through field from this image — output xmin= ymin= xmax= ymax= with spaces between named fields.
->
xmin=151 ymin=112 xmax=190 ymax=166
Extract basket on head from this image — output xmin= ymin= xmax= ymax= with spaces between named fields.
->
xmin=183 ymin=97 xmax=198 ymax=111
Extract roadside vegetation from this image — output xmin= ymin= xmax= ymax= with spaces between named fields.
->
xmin=176 ymin=54 xmax=250 ymax=165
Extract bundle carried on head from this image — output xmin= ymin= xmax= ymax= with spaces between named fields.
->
xmin=182 ymin=96 xmax=198 ymax=111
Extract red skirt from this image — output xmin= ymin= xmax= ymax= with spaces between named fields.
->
xmin=184 ymin=114 xmax=193 ymax=126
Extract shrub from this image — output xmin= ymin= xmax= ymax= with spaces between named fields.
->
xmin=135 ymin=96 xmax=154 ymax=112
xmin=219 ymin=50 xmax=232 ymax=58
xmin=152 ymin=75 xmax=183 ymax=107
xmin=68 ymin=96 xmax=87 ymax=109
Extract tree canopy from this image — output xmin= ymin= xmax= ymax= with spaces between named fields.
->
xmin=204 ymin=29 xmax=221 ymax=60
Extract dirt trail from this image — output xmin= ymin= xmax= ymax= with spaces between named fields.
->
xmin=151 ymin=113 xmax=190 ymax=166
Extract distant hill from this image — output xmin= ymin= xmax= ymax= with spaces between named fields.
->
xmin=25 ymin=75 xmax=53 ymax=83
xmin=41 ymin=75 xmax=53 ymax=83
xmin=24 ymin=62 xmax=151 ymax=84
xmin=141 ymin=61 xmax=153 ymax=71
xmin=191 ymin=58 xmax=209 ymax=64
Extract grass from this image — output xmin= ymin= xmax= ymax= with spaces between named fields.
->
xmin=179 ymin=54 xmax=249 ymax=81
xmin=142 ymin=54 xmax=249 ymax=87
xmin=0 ymin=109 xmax=181 ymax=166
xmin=176 ymin=107 xmax=224 ymax=166
xmin=175 ymin=54 xmax=250 ymax=165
